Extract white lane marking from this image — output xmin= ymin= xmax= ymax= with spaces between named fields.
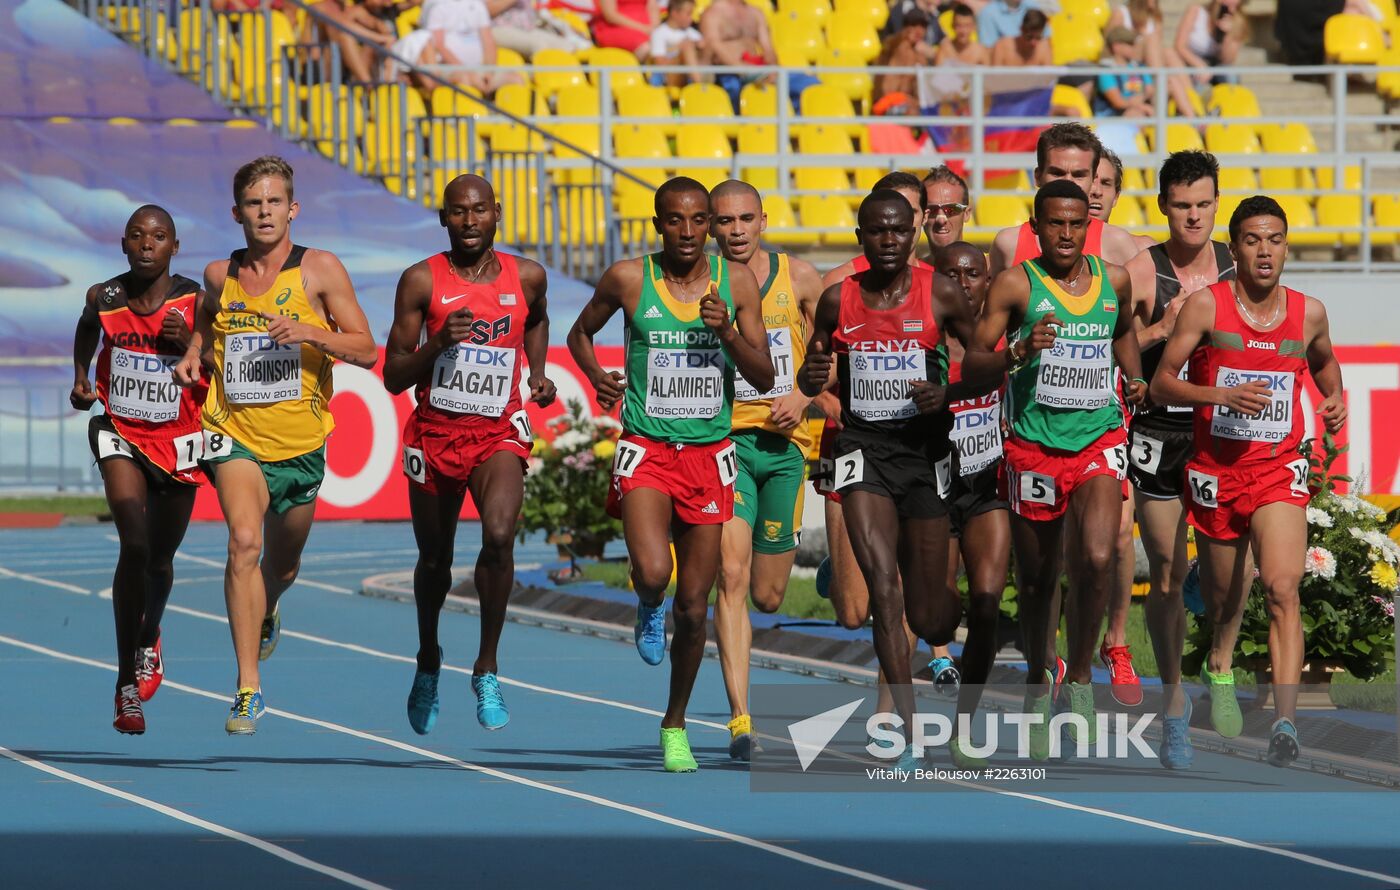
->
xmin=0 ymin=566 xmax=90 ymax=595
xmin=0 ymin=744 xmax=392 ymax=890
xmin=102 ymin=536 xmax=356 ymax=596
xmin=0 ymin=635 xmax=923 ymax=890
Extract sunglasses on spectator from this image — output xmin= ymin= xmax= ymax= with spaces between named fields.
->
xmin=929 ymin=203 xmax=968 ymax=217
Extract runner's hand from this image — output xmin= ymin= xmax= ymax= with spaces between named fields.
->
xmin=769 ymin=391 xmax=810 ymax=430
xmin=161 ymin=306 xmax=192 ymax=349
xmin=260 ymin=311 xmax=313 ymax=347
xmin=1125 ymin=378 xmax=1148 ymax=407
xmin=803 ymin=339 xmax=834 ymax=394
xmin=1318 ymin=394 xmax=1346 ymax=433
xmin=1220 ymin=379 xmax=1271 ymax=416
xmin=909 ymin=380 xmax=948 ymax=415
xmin=69 ymin=378 xmax=97 ymax=411
xmin=699 ymin=287 xmax=731 ymax=334
xmin=435 ymin=307 xmax=475 ymax=347
xmin=1155 ymin=294 xmax=1188 ymax=342
xmin=172 ymin=351 xmax=201 ymax=388
xmin=1023 ymin=312 xmax=1062 ymax=359
xmin=529 ymin=374 xmax=557 ymax=408
xmin=592 ymin=370 xmax=626 ymax=411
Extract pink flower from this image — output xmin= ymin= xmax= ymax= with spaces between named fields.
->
xmin=1304 ymin=546 xmax=1337 ymax=580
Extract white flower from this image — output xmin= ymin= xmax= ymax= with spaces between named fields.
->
xmin=1306 ymin=507 xmax=1334 ymax=528
xmin=1305 ymin=546 xmax=1337 ymax=580
xmin=594 ymin=415 xmax=623 ymax=431
xmin=553 ymin=430 xmax=591 ymax=453
xmin=1335 ymin=495 xmax=1363 ymax=515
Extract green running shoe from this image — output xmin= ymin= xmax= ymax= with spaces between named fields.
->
xmin=660 ymin=727 xmax=698 ymax=772
xmin=1066 ymin=682 xmax=1097 ymax=746
xmin=1202 ymin=667 xmax=1244 ymax=738
xmin=950 ymin=736 xmax=989 ymax=769
xmin=1025 ymin=691 xmax=1053 ymax=761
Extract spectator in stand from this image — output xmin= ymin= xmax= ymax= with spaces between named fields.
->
xmin=935 ymin=3 xmax=990 ymax=65
xmin=592 ymin=0 xmax=660 ymax=56
xmin=883 ymin=0 xmax=942 ymax=58
xmin=1174 ymin=0 xmax=1242 ymax=85
xmin=875 ymin=10 xmax=930 ymax=104
xmin=977 ymin=0 xmax=1047 ymax=48
xmin=867 ymin=91 xmax=938 ymax=155
xmin=1107 ymin=0 xmax=1199 ymax=118
xmin=989 ymin=8 xmax=1050 ymax=67
xmin=1095 ymin=26 xmax=1154 ymax=117
xmin=314 ymin=0 xmax=399 ymax=83
xmin=650 ymin=0 xmax=704 ymax=87
xmin=700 ymin=0 xmax=819 ymax=110
xmin=485 ymin=0 xmax=591 ymax=57
xmin=392 ymin=0 xmax=517 ymax=94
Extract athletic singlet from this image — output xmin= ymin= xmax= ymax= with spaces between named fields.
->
xmin=830 ymin=265 xmax=943 ymax=436
xmin=848 ymin=254 xmax=934 ymax=274
xmin=730 ymin=252 xmax=814 ymax=453
xmin=1189 ymin=282 xmax=1308 ymax=465
xmin=92 ymin=273 xmax=206 ymax=440
xmin=948 ymin=356 xmax=1004 ymax=477
xmin=621 ymin=254 xmax=735 ymax=444
xmin=1013 ymin=217 xmax=1106 ymax=265
xmin=1006 ymin=255 xmax=1123 ymax=451
xmin=1138 ymin=241 xmax=1236 ymax=427
xmin=203 ymin=245 xmax=335 ymax=462
xmin=416 ymin=251 xmax=529 ymax=422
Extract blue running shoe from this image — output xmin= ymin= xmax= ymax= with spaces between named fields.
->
xmin=1158 ymin=694 xmax=1194 ymax=770
xmin=472 ymin=672 xmax=510 ymax=730
xmin=894 ymin=746 xmax=920 ymax=773
xmin=225 ymin=687 xmax=265 ymax=735
xmin=259 ymin=606 xmax=281 ymax=662
xmin=635 ymin=601 xmax=666 ymax=665
xmin=407 ymin=647 xmax=442 ymax=735
xmin=1182 ymin=561 xmax=1205 ymax=617
xmin=815 ymin=556 xmax=832 ymax=599
xmin=929 ymin=656 xmax=960 ymax=698
xmin=1267 ymin=718 xmax=1300 ymax=767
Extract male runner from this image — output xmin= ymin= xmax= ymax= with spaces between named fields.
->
xmin=1089 ymin=149 xmax=1157 ymax=251
xmin=382 ymin=174 xmax=555 ymax=735
xmin=968 ymin=180 xmax=1144 ymax=759
xmin=1151 ymin=195 xmax=1345 ymax=767
xmin=72 ymin=205 xmax=207 ymax=734
xmin=1124 ymin=150 xmax=1235 ymax=768
xmin=799 ymin=190 xmax=983 ymax=768
xmin=173 ymin=156 xmax=377 ymax=735
xmin=922 ymin=164 xmax=972 ymax=260
xmin=707 ymin=180 xmax=824 ymax=760
xmin=821 ymin=172 xmax=932 ymax=288
xmin=567 ymin=177 xmax=773 ymax=772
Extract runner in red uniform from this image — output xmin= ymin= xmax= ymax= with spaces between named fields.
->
xmin=1151 ymin=195 xmax=1346 ymax=767
xmin=383 ymin=174 xmax=555 ymax=735
xmin=70 ymin=205 xmax=208 ymax=734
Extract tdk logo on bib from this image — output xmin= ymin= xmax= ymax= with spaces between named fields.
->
xmin=654 ymin=351 xmax=723 ymax=369
xmin=1224 ymin=370 xmax=1291 ymax=391
xmin=1051 ymin=341 xmax=1109 ymax=361
xmin=445 ymin=345 xmax=511 ymax=368
xmin=119 ymin=353 xmax=177 ymax=373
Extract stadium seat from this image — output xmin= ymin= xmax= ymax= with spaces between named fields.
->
xmin=550 ymin=122 xmax=602 ymax=185
xmin=798 ymin=194 xmax=856 ymax=245
xmin=825 ymin=13 xmax=882 ymax=64
xmin=1168 ymin=87 xmax=1206 ymax=118
xmin=1142 ymin=194 xmax=1167 ymax=229
xmin=1121 ymin=166 xmax=1147 ymax=194
xmin=678 ymin=83 xmax=737 ymax=137
xmin=1324 ymin=13 xmax=1385 ymax=64
xmin=554 ymin=84 xmax=603 ymax=119
xmin=531 ymin=48 xmax=586 ymax=100
xmin=738 ymin=125 xmax=781 ymax=191
xmin=496 ymin=47 xmax=528 ymax=83
xmin=1215 ymin=194 xmax=1245 ymax=230
xmin=1316 ymin=194 xmax=1363 ymax=247
xmin=1206 ymin=84 xmax=1262 ymax=119
xmin=973 ymin=195 xmax=1030 ymax=230
xmin=554 ymin=185 xmax=606 ymax=245
xmin=778 ymin=0 xmax=832 ymax=27
xmin=617 ymin=85 xmax=677 ymax=137
xmin=1204 ymin=123 xmax=1260 ymax=155
xmin=614 ymin=124 xmax=672 ymax=187
xmin=834 ymin=0 xmax=888 ymax=30
xmin=1050 ymin=14 xmax=1103 ymax=65
xmin=1378 ymin=47 xmax=1400 ymax=101
xmin=1052 ymin=84 xmax=1092 ymax=118
xmin=395 ymin=4 xmax=422 ymax=37
xmin=1061 ymin=0 xmax=1111 ymax=28
xmin=1217 ymin=166 xmax=1259 ymax=193
xmin=1372 ymin=195 xmax=1400 ymax=246
xmin=762 ymin=193 xmax=819 ymax=245
xmin=228 ymin=10 xmax=296 ymax=116
xmin=366 ymin=84 xmax=428 ymax=185
xmin=740 ymin=82 xmax=794 ymax=119
xmin=1146 ymin=123 xmax=1205 ymax=153
xmin=1109 ymin=195 xmax=1145 ymax=229
xmin=794 ymin=125 xmax=854 ymax=192
xmin=1316 ymin=164 xmax=1362 ymax=191
xmin=1272 ymin=195 xmax=1332 ymax=247
xmin=800 ymin=84 xmax=861 ymax=137
xmin=1257 ymin=123 xmax=1317 ymax=191
xmin=817 ymin=47 xmax=873 ymax=109
xmin=584 ymin=47 xmax=646 ymax=96
xmin=490 ymin=84 xmax=545 ymax=150
xmin=772 ymin=12 xmax=826 ymax=64
xmin=675 ymin=124 xmax=733 ymax=190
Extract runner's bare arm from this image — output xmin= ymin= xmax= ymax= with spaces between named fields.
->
xmin=987 ymin=226 xmax=1019 ymax=279
xmin=820 ymin=258 xmax=857 ymax=290
xmin=1108 ymin=262 xmax=1146 ymax=404
xmin=70 ymin=285 xmax=102 ymax=410
xmin=174 ymin=261 xmax=225 ymax=387
xmin=798 ymin=283 xmax=841 ymax=397
xmin=520 ymin=258 xmax=556 ymax=407
xmin=930 ymin=270 xmax=987 ymax=401
xmin=1151 ymin=287 xmax=1267 ymax=414
xmin=267 ymin=249 xmax=377 ymax=368
xmin=963 ymin=267 xmax=1028 ymax=382
xmin=1101 ymin=222 xmax=1145 ymax=265
xmin=768 ymin=256 xmax=824 ymax=429
xmin=382 ymin=260 xmax=446 ymax=395
xmin=1126 ymin=249 xmax=1169 ymax=349
xmin=568 ymin=259 xmax=635 ymax=411
xmin=713 ymin=262 xmax=774 ymax=394
xmin=1304 ymin=296 xmax=1346 ymax=434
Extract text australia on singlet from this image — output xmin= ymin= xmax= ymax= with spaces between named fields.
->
xmin=223 ymin=313 xmax=301 ymax=404
xmin=108 ymin=347 xmax=184 ymax=422
xmin=848 ymin=337 xmax=926 ymax=421
xmin=734 ymin=316 xmax=794 ymax=401
xmin=1036 ymin=320 xmax=1114 ymax=409
xmin=646 ymin=328 xmax=725 ymax=418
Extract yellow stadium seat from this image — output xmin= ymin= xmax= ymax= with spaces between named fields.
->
xmin=1147 ymin=123 xmax=1205 ymax=153
xmin=1316 ymin=164 xmax=1362 ymax=191
xmin=1204 ymin=123 xmax=1260 ymax=155
xmin=1256 ymin=123 xmax=1317 ymax=191
xmin=1316 ymin=194 xmax=1363 ymax=247
xmin=972 ymin=195 xmax=1030 ymax=230
xmin=366 ymin=84 xmax=428 ymax=182
xmin=617 ymin=85 xmax=677 ymax=137
xmin=772 ymin=12 xmax=826 ymax=63
xmin=1206 ymin=84 xmax=1262 ymax=119
xmin=738 ymin=125 xmax=781 ymax=192
xmin=1378 ymin=48 xmax=1400 ymax=101
xmin=678 ymin=83 xmax=736 ymax=136
xmin=778 ymin=0 xmax=832 ymax=26
xmin=1372 ymin=195 xmax=1400 ymax=246
xmin=614 ymin=124 xmax=672 ymax=187
xmin=228 ymin=10 xmax=296 ymax=115
xmin=1052 ymin=83 xmax=1092 ymax=118
xmin=984 ymin=169 xmax=1031 ymax=193
xmin=1108 ymin=195 xmax=1145 ymax=229
xmin=1273 ymin=195 xmax=1332 ymax=247
xmin=763 ymin=194 xmax=818 ymax=246
xmin=1325 ymin=13 xmax=1385 ymax=64
xmin=798 ymin=195 xmax=856 ymax=245
xmin=817 ymin=47 xmax=873 ymax=109
xmin=794 ymin=125 xmax=854 ymax=192
xmin=834 ymin=0 xmax=887 ymax=30
xmin=675 ymin=124 xmax=733 ymax=190
xmin=551 ymin=8 xmax=592 ymax=39
xmin=739 ymin=82 xmax=794 ymax=119
xmin=584 ymin=47 xmax=646 ymax=95
xmin=496 ymin=47 xmax=527 ymax=83
xmin=550 ymin=122 xmax=602 ymax=185
xmin=1143 ymin=194 xmax=1167 ymax=229
xmin=1217 ymin=166 xmax=1258 ymax=193
xmin=555 ymin=84 xmax=602 ymax=118
xmin=1050 ymin=14 xmax=1103 ymax=65
xmin=1168 ymin=87 xmax=1206 ymax=118
xmin=615 ymin=179 xmax=657 ymax=249
xmin=395 ymin=4 xmax=422 ymax=37
xmin=775 ymin=43 xmax=818 ymax=69
xmin=1061 ymin=0 xmax=1111 ymax=28
xmin=489 ymin=84 xmax=545 ymax=150
xmin=1121 ymin=167 xmax=1147 ymax=194
xmin=826 ymin=13 xmax=882 ymax=63
xmin=307 ymin=84 xmax=366 ymax=169
xmin=800 ymin=84 xmax=861 ymax=137
xmin=531 ymin=48 xmax=586 ymax=99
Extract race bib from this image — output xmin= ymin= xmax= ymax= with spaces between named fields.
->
xmin=509 ymin=409 xmax=532 ymax=443
xmin=429 ymin=343 xmax=516 ymax=416
xmin=848 ymin=349 xmax=924 ymax=421
xmin=1130 ymin=431 xmax=1164 ymax=475
xmin=173 ymin=430 xmax=204 ymax=471
xmin=716 ymin=443 xmax=738 ymax=486
xmin=107 ymin=347 xmax=183 ymax=423
xmin=934 ymin=454 xmax=952 ymax=499
xmin=1104 ymin=443 xmax=1128 ymax=479
xmin=645 ymin=347 xmax=725 ymax=419
xmin=734 ymin=326 xmax=795 ymax=402
xmin=1210 ymin=366 xmax=1294 ymax=443
xmin=402 ymin=445 xmax=427 ymax=483
xmin=949 ymin=392 xmax=1003 ymax=476
xmin=95 ymin=429 xmax=135 ymax=461
xmin=1188 ymin=468 xmax=1219 ymax=508
xmin=612 ymin=439 xmax=646 ymax=478
xmin=1018 ymin=471 xmax=1056 ymax=505
xmin=833 ymin=449 xmax=865 ymax=490
xmin=1035 ymin=338 xmax=1114 ymax=410
xmin=223 ymin=332 xmax=301 ymax=404
xmin=1287 ymin=458 xmax=1310 ymax=497
xmin=202 ymin=429 xmax=234 ymax=459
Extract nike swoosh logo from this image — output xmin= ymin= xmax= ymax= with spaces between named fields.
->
xmin=441 ymin=294 xmax=468 ymax=305
xmin=841 ymin=323 xmax=865 ymax=334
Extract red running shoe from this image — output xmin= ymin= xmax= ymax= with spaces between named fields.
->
xmin=113 ymin=684 xmax=145 ymax=735
xmin=136 ymin=634 xmax=163 ymax=702
xmin=1098 ymin=643 xmax=1143 ymax=707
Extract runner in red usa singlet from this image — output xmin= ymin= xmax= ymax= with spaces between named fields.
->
xmin=70 ymin=205 xmax=209 ymax=735
xmin=383 ymin=174 xmax=556 ymax=738
xmin=1150 ymin=196 xmax=1347 ymax=768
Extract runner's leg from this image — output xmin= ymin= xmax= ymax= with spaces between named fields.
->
xmin=900 ymin=516 xmax=957 ymax=647
xmin=716 ymin=517 xmax=756 ymax=720
xmin=844 ymin=490 xmax=915 ymax=738
xmin=665 ymin=516 xmax=724 ymax=728
xmin=1101 ymin=497 xmax=1136 ymax=650
xmin=467 ymin=452 xmax=526 ymax=675
xmin=99 ymin=456 xmax=151 ymax=689
xmin=1062 ymin=476 xmax=1123 ymax=683
xmin=213 ymin=460 xmax=272 ymax=691
xmin=1010 ymin=512 xmax=1066 ymax=691
xmin=139 ymin=483 xmax=197 ymax=650
xmin=1250 ymin=502 xmax=1306 ymax=723
xmin=1195 ymin=531 xmax=1252 ymax=677
xmin=407 ymin=482 xmax=466 ymax=673
xmin=957 ymin=508 xmax=1011 ymax=712
xmin=260 ymin=501 xmax=316 ymax=618
xmin=1137 ymin=492 xmax=1189 ymax=712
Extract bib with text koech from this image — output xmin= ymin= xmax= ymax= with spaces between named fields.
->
xmin=646 ymin=346 xmax=725 ymax=418
xmin=429 ymin=343 xmax=515 ymax=415
xmin=949 ymin=392 xmax=1003 ymax=475
xmin=1035 ymin=338 xmax=1113 ymax=409
xmin=849 ymin=348 xmax=924 ymax=421
xmin=734 ymin=326 xmax=795 ymax=402
xmin=1211 ymin=365 xmax=1294 ymax=442
xmin=107 ymin=347 xmax=183 ymax=422
xmin=223 ymin=332 xmax=301 ymax=404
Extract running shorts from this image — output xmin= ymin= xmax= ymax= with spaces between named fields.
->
xmin=1185 ymin=453 xmax=1311 ymax=541
xmin=401 ymin=409 xmax=529 ymax=497
xmin=1128 ymin=417 xmax=1194 ymax=500
xmin=731 ymin=428 xmax=807 ymax=554
xmin=200 ymin=432 xmax=325 ymax=514
xmin=947 ymin=461 xmax=1007 ymax=537
xmin=1004 ymin=425 xmax=1128 ymax=521
xmin=606 ymin=434 xmax=736 ymax=526
xmin=827 ymin=427 xmax=949 ymax=520
xmin=88 ymin=414 xmax=203 ymax=490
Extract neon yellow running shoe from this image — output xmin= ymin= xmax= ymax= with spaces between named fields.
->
xmin=950 ymin=736 xmax=989 ymax=769
xmin=1066 ymin=682 xmax=1097 ymax=746
xmin=1025 ymin=691 xmax=1053 ymax=761
xmin=661 ymin=727 xmax=698 ymax=773
xmin=1202 ymin=667 xmax=1244 ymax=738
xmin=727 ymin=714 xmax=753 ymax=762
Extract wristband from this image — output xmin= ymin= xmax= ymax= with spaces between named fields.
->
xmin=1130 ymin=377 xmax=1147 ymax=388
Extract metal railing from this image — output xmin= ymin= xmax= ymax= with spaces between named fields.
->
xmin=0 ymin=387 xmax=102 ymax=492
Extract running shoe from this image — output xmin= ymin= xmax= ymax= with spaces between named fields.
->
xmin=1065 ymin=681 xmax=1098 ymax=746
xmin=1158 ymin=694 xmax=1194 ymax=770
xmin=113 ymin=684 xmax=145 ymax=735
xmin=950 ymin=735 xmax=989 ymax=769
xmin=894 ymin=746 xmax=920 ymax=773
xmin=634 ymin=601 xmax=666 ymax=665
xmin=867 ymin=731 xmax=898 ymax=753
xmin=472 ymin=672 xmax=510 ymax=730
xmin=1181 ymin=561 xmax=1205 ymax=616
xmin=224 ymin=687 xmax=265 ymax=735
xmin=1025 ymin=690 xmax=1053 ymax=761
xmin=1098 ymin=643 xmax=1143 ymax=707
xmin=929 ymin=656 xmax=961 ymax=698
xmin=815 ymin=556 xmax=832 ymax=599
xmin=1201 ymin=667 xmax=1244 ymax=738
xmin=135 ymin=633 xmax=164 ymax=701
xmin=1047 ymin=656 xmax=1067 ymax=702
xmin=407 ymin=647 xmax=442 ymax=735
xmin=660 ymin=727 xmax=698 ymax=772
xmin=727 ymin=714 xmax=754 ymax=761
xmin=259 ymin=606 xmax=281 ymax=662
xmin=1267 ymin=717 xmax=1300 ymax=767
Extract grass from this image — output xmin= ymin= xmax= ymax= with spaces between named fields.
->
xmin=579 ymin=559 xmax=837 ymax=621
xmin=0 ymin=495 xmax=109 ymax=517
